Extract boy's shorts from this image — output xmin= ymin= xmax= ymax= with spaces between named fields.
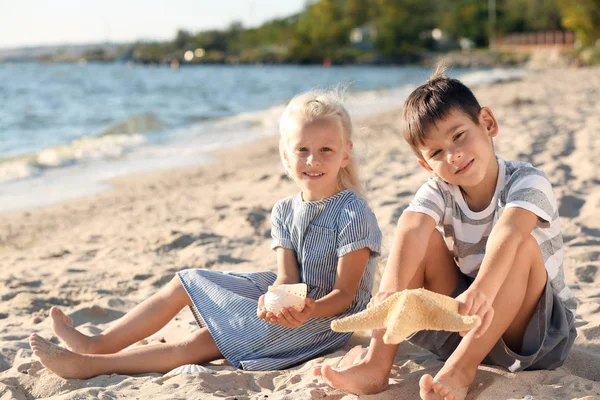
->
xmin=407 ymin=271 xmax=577 ymax=372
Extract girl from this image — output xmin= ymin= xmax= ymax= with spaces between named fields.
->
xmin=29 ymin=90 xmax=382 ymax=378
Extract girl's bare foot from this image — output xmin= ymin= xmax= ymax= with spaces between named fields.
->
xmin=419 ymin=365 xmax=472 ymax=400
xmin=50 ymin=307 xmax=97 ymax=354
xmin=29 ymin=333 xmax=96 ymax=379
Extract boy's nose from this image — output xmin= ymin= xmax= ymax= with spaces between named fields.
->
xmin=447 ymin=148 xmax=462 ymax=164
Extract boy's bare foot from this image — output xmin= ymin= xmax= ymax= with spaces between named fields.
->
xmin=29 ymin=333 xmax=96 ymax=379
xmin=313 ymin=345 xmax=366 ymax=376
xmin=50 ymin=307 xmax=96 ymax=354
xmin=419 ymin=366 xmax=472 ymax=400
xmin=314 ymin=355 xmax=389 ymax=395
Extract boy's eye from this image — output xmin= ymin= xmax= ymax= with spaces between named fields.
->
xmin=431 ymin=150 xmax=441 ymax=158
xmin=297 ymin=147 xmax=308 ymax=152
xmin=321 ymin=147 xmax=332 ymax=152
xmin=454 ymin=132 xmax=464 ymax=140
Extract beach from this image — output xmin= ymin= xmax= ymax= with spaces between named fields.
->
xmin=1 ymin=67 xmax=599 ymax=399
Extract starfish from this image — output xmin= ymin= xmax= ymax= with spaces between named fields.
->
xmin=331 ymin=288 xmax=481 ymax=344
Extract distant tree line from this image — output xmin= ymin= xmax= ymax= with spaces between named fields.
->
xmin=115 ymin=0 xmax=598 ymax=65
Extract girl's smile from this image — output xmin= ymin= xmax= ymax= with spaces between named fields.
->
xmin=284 ymin=118 xmax=350 ymax=201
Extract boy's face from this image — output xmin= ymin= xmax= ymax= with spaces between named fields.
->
xmin=283 ymin=118 xmax=351 ymax=201
xmin=417 ymin=108 xmax=498 ymax=189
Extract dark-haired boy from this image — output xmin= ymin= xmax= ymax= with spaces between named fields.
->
xmin=316 ymin=68 xmax=577 ymax=399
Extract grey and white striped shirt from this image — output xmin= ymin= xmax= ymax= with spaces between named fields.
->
xmin=405 ymin=157 xmax=577 ymax=313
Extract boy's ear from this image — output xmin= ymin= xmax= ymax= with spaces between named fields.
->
xmin=479 ymin=107 xmax=498 ymax=138
xmin=417 ymin=158 xmax=434 ymax=174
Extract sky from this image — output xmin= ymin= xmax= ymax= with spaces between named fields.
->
xmin=0 ymin=0 xmax=307 ymax=48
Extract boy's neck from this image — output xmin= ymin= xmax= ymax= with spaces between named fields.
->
xmin=459 ymin=158 xmax=500 ymax=212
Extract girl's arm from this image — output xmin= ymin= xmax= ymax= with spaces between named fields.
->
xmin=257 ymin=246 xmax=300 ymax=322
xmin=272 ymin=247 xmax=301 ymax=286
xmin=310 ymin=247 xmax=371 ymax=318
xmin=273 ymin=247 xmax=371 ymax=327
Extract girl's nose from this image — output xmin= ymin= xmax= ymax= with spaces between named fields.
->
xmin=306 ymin=154 xmax=321 ymax=166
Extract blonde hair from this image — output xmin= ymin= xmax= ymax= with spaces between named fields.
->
xmin=279 ymin=90 xmax=363 ymax=197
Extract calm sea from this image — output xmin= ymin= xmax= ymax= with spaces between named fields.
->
xmin=0 ymin=63 xmax=524 ymax=211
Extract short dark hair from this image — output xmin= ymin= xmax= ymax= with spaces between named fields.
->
xmin=402 ymin=64 xmax=482 ymax=158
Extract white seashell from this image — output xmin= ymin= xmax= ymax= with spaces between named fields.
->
xmin=163 ymin=364 xmax=212 ymax=380
xmin=264 ymin=283 xmax=307 ymax=313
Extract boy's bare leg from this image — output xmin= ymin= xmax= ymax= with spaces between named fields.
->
xmin=419 ymin=235 xmax=547 ymax=400
xmin=51 ymin=276 xmax=192 ymax=354
xmin=317 ymin=231 xmax=459 ymax=395
xmin=29 ymin=327 xmax=221 ymax=379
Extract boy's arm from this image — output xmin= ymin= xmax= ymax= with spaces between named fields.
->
xmin=470 ymin=207 xmax=539 ymax=302
xmin=379 ymin=211 xmax=437 ymax=293
xmin=461 ymin=207 xmax=539 ymax=337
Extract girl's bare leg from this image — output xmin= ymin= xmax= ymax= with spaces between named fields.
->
xmin=51 ymin=276 xmax=192 ymax=354
xmin=30 ymin=327 xmax=222 ymax=379
xmin=317 ymin=231 xmax=458 ymax=395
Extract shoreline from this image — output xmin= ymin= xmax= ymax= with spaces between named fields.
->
xmin=0 ymin=65 xmax=526 ymax=213
xmin=1 ymin=67 xmax=599 ymax=399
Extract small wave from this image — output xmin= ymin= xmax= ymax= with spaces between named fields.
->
xmin=100 ymin=113 xmax=165 ymax=136
xmin=0 ymin=133 xmax=147 ymax=184
xmin=460 ymin=68 xmax=526 ymax=87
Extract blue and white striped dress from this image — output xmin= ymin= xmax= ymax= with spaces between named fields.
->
xmin=177 ymin=189 xmax=382 ymax=371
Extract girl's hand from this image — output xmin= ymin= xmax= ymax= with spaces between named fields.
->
xmin=256 ymin=295 xmax=269 ymax=321
xmin=269 ymin=298 xmax=316 ymax=328
xmin=455 ymin=287 xmax=494 ymax=338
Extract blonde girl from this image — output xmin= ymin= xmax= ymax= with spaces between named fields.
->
xmin=29 ymin=90 xmax=382 ymax=378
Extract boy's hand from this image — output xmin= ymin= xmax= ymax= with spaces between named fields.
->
xmin=456 ymin=287 xmax=494 ymax=338
xmin=267 ymin=298 xmax=316 ymax=328
xmin=368 ymin=291 xmax=396 ymax=308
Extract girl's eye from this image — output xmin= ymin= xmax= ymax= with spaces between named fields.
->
xmin=431 ymin=150 xmax=441 ymax=158
xmin=322 ymin=147 xmax=332 ymax=152
xmin=297 ymin=147 xmax=308 ymax=152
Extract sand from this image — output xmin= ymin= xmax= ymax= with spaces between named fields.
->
xmin=1 ymin=67 xmax=599 ymax=400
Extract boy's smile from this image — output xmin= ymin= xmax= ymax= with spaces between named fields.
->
xmin=284 ymin=118 xmax=350 ymax=201
xmin=417 ymin=108 xmax=499 ymax=210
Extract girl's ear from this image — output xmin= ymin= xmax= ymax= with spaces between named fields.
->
xmin=418 ymin=158 xmax=434 ymax=174
xmin=281 ymin=148 xmax=291 ymax=169
xmin=341 ymin=141 xmax=353 ymax=168
xmin=479 ymin=107 xmax=498 ymax=138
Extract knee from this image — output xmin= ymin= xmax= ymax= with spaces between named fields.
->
xmin=517 ymin=234 xmax=540 ymax=258
xmin=515 ymin=234 xmax=544 ymax=273
xmin=165 ymin=276 xmax=192 ymax=306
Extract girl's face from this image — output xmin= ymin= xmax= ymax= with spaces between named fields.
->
xmin=283 ymin=118 xmax=351 ymax=202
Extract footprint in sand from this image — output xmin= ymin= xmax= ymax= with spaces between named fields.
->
xmin=575 ymin=265 xmax=598 ymax=283
xmin=16 ymin=360 xmax=44 ymax=376
xmin=66 ymin=305 xmax=124 ymax=327
xmin=559 ymin=195 xmax=586 ymax=218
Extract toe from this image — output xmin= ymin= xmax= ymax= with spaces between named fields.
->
xmin=419 ymin=374 xmax=436 ymax=399
xmin=312 ymin=365 xmax=323 ymax=376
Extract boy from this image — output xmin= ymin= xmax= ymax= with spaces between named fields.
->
xmin=315 ymin=67 xmax=577 ymax=399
